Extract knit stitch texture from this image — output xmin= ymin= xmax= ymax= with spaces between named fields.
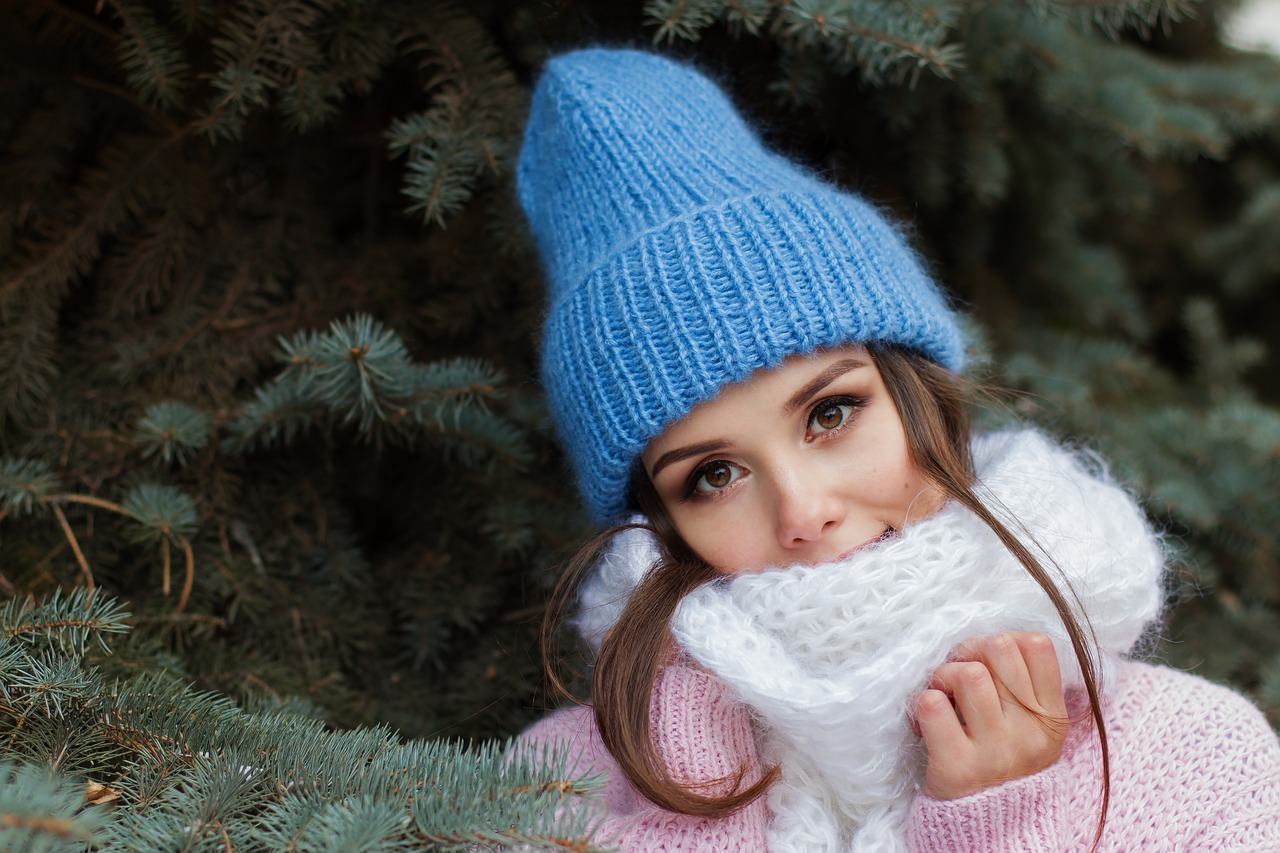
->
xmin=522 ymin=660 xmax=1280 ymax=851
xmin=536 ymin=431 xmax=1280 ymax=850
xmin=578 ymin=430 xmax=1167 ymax=850
xmin=519 ymin=48 xmax=964 ymax=523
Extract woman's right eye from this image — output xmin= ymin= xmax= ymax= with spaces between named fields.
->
xmin=689 ymin=460 xmax=743 ymax=496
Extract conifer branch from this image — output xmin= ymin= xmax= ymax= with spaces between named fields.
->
xmin=1 ymin=2 xmax=1275 ymax=845
xmin=815 ymin=21 xmax=953 ymax=71
xmin=0 ymin=294 xmax=60 ymax=430
xmin=59 ymin=494 xmax=129 ymax=515
xmin=645 ymin=0 xmax=722 ymax=44
xmin=415 ymin=828 xmax=603 ymax=852
xmin=0 ymin=590 xmax=130 ymax=667
xmin=0 ymin=813 xmax=80 ymax=837
xmin=146 ymin=263 xmax=251 ymax=361
xmin=50 ymin=504 xmax=93 ymax=591
xmin=15 ymin=491 xmax=199 ymax=608
xmin=107 ymin=0 xmax=191 ymax=109
xmin=176 ymin=539 xmax=195 ymax=614
xmin=0 ymin=616 xmax=124 ymax=645
xmin=160 ymin=537 xmax=171 ymax=596
xmin=0 ymin=137 xmax=174 ymax=301
xmin=203 ymin=13 xmax=277 ymax=125
xmin=70 ymin=73 xmax=180 ymax=132
xmin=29 ymin=0 xmax=123 ymax=44
xmin=130 ymin=612 xmax=225 ymax=629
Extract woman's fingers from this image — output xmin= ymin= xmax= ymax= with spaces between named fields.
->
xmin=1010 ymin=630 xmax=1068 ymax=717
xmin=914 ymin=687 xmax=967 ymax=751
xmin=915 ymin=679 xmax=990 ymax=799
xmin=915 ymin=631 xmax=1071 ymax=799
xmin=929 ymin=660 xmax=1002 ymax=738
xmin=953 ymin=632 xmax=1037 ymax=710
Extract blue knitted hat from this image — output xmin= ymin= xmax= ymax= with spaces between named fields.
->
xmin=519 ymin=48 xmax=964 ymax=524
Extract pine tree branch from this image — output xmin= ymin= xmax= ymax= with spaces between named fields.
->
xmin=176 ymin=538 xmax=195 ymax=615
xmin=413 ymin=828 xmax=601 ymax=852
xmin=503 ymin=780 xmax=595 ymax=799
xmin=161 ymin=536 xmax=171 ymax=596
xmin=131 ymin=612 xmax=225 ymax=629
xmin=156 ymin=266 xmax=252 ymax=359
xmin=107 ymin=0 xmax=191 ymax=110
xmin=58 ymin=494 xmax=128 ymax=515
xmin=773 ymin=3 xmax=964 ymax=80
xmin=30 ymin=0 xmax=123 ymax=44
xmin=70 ymin=74 xmax=181 ymax=132
xmin=396 ymin=382 xmax=498 ymax=405
xmin=31 ymin=541 xmax=71 ymax=586
xmin=0 ymin=136 xmax=176 ymax=301
xmin=0 ymin=813 xmax=81 ymax=838
xmin=1 ymin=618 xmax=118 ymax=644
xmin=195 ymin=1 xmax=314 ymax=139
xmin=1049 ymin=0 xmax=1186 ymax=9
xmin=33 ymin=493 xmax=197 ymax=612
xmin=50 ymin=503 xmax=94 ymax=591
xmin=834 ymin=21 xmax=955 ymax=72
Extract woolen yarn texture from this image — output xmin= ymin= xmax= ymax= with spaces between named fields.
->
xmin=518 ymin=48 xmax=965 ymax=523
xmin=578 ymin=430 xmax=1167 ymax=852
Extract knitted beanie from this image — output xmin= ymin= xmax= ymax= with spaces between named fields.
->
xmin=519 ymin=48 xmax=964 ymax=523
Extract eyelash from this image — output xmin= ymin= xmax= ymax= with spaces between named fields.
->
xmin=806 ymin=395 xmax=865 ymax=439
xmin=679 ymin=394 xmax=867 ymax=500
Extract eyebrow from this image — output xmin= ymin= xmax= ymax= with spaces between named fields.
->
xmin=648 ymin=439 xmax=731 ymax=481
xmin=647 ymin=357 xmax=869 ymax=482
xmin=782 ymin=357 xmax=868 ymax=415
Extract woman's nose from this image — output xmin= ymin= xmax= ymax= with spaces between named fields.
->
xmin=774 ymin=472 xmax=846 ymax=548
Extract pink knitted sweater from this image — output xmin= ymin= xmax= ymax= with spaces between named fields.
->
xmin=521 ymin=660 xmax=1280 ymax=851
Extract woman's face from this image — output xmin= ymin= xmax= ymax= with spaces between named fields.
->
xmin=640 ymin=346 xmax=944 ymax=574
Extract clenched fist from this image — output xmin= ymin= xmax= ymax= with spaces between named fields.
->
xmin=915 ymin=631 xmax=1070 ymax=800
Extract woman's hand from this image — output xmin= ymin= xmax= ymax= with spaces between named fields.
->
xmin=914 ymin=631 xmax=1069 ymax=800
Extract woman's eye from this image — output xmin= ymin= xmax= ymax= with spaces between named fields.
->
xmin=692 ymin=460 xmax=742 ymax=494
xmin=808 ymin=398 xmax=856 ymax=435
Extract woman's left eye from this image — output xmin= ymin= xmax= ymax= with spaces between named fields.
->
xmin=807 ymin=397 xmax=859 ymax=435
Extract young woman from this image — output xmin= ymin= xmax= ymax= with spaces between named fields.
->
xmin=516 ymin=47 xmax=1280 ymax=852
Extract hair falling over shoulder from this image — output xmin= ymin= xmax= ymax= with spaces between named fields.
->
xmin=541 ymin=345 xmax=1111 ymax=844
xmin=540 ymin=491 xmax=777 ymax=816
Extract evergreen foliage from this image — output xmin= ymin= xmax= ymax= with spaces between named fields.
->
xmin=1 ymin=0 xmax=1278 ymax=846
xmin=0 ymin=591 xmax=603 ymax=851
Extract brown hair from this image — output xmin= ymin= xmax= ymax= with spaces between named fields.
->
xmin=542 ymin=344 xmax=1110 ymax=839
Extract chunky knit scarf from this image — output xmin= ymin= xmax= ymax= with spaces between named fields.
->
xmin=576 ymin=431 xmax=1166 ymax=853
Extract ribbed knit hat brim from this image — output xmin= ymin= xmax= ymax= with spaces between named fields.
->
xmin=521 ymin=49 xmax=964 ymax=523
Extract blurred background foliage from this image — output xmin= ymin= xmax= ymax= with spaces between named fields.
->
xmin=1 ymin=0 xmax=1278 ymax=848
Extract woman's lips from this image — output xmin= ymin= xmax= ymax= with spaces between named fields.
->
xmin=833 ymin=527 xmax=896 ymax=562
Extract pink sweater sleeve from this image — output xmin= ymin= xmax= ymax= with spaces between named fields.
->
xmin=906 ymin=763 xmax=1067 ymax=853
xmin=520 ymin=663 xmax=770 ymax=852
xmin=907 ymin=661 xmax=1280 ymax=852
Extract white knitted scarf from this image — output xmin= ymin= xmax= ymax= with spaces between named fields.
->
xmin=576 ymin=431 xmax=1166 ymax=853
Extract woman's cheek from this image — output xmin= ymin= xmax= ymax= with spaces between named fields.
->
xmin=711 ymin=538 xmax=766 ymax=576
xmin=685 ymin=525 xmax=748 ymax=575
